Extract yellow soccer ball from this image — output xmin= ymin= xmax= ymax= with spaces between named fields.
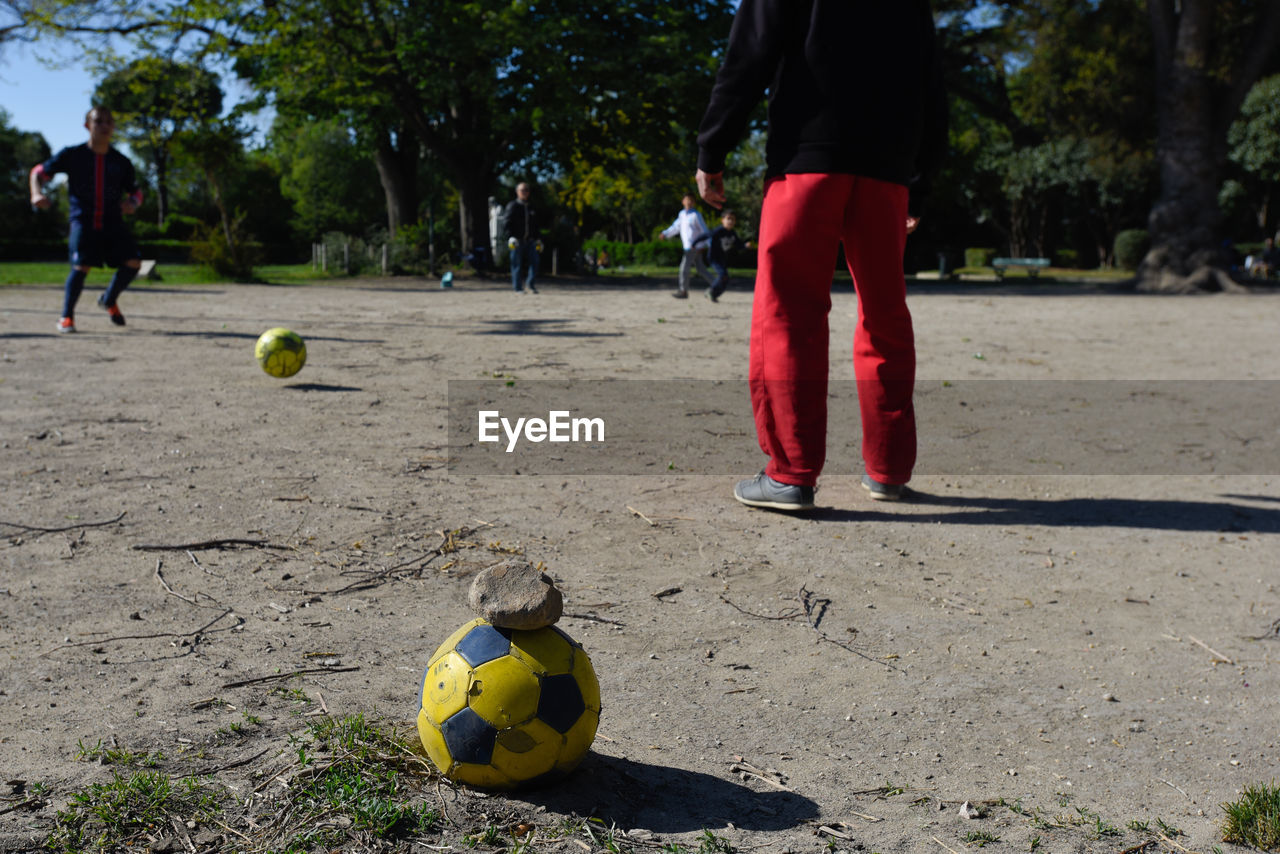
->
xmin=417 ymin=618 xmax=600 ymax=789
xmin=255 ymin=328 xmax=306 ymax=378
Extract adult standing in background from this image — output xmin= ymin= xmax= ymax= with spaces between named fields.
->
xmin=504 ymin=182 xmax=541 ymax=294
xmin=694 ymin=0 xmax=948 ymax=511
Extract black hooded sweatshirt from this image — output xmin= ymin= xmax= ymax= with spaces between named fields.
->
xmin=696 ymin=0 xmax=948 ymax=216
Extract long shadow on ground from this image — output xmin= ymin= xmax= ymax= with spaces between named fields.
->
xmin=812 ymin=492 xmax=1280 ymax=533
xmin=522 ymin=753 xmax=819 ymax=833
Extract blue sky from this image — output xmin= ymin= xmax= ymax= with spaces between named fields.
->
xmin=0 ymin=44 xmax=102 ymax=153
xmin=1 ymin=41 xmax=265 ymax=155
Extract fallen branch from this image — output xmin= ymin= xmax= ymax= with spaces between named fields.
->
xmin=40 ymin=609 xmax=239 ymax=656
xmin=222 ymin=666 xmax=360 ymax=689
xmin=132 ymin=538 xmax=292 ymax=551
xmin=195 ymin=747 xmax=272 ymax=777
xmin=0 ymin=510 xmax=126 ymax=534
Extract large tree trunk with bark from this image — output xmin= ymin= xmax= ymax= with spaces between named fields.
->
xmin=1138 ymin=0 xmax=1280 ymax=292
xmin=373 ymin=127 xmax=418 ymax=235
xmin=456 ymin=169 xmax=494 ymax=267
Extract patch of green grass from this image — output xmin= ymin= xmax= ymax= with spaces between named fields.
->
xmin=962 ymin=829 xmax=1000 ymax=847
xmin=45 ymin=770 xmax=223 ymax=852
xmin=279 ymin=714 xmax=440 ymax=849
xmin=74 ymin=739 xmax=165 ymax=767
xmin=0 ymin=261 xmax=334 ymax=287
xmin=1222 ymin=781 xmax=1280 ymax=850
xmin=696 ymin=829 xmax=735 ymax=854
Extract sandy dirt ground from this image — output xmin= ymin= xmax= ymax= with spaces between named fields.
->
xmin=1 ymin=274 xmax=1278 ymax=854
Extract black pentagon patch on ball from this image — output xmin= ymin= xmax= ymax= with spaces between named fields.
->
xmin=454 ymin=623 xmax=512 ymax=667
xmin=536 ymin=673 xmax=586 ymax=734
xmin=441 ymin=706 xmax=498 ymax=765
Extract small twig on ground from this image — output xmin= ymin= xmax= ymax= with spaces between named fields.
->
xmin=195 ymin=747 xmax=272 ymax=777
xmin=155 ymin=559 xmax=202 ymax=607
xmin=719 ymin=594 xmax=803 ymax=621
xmin=817 ymin=826 xmax=853 ymax=840
xmin=1187 ymin=634 xmax=1234 ymax=664
xmin=1157 ymin=778 xmax=1190 ymax=800
xmin=221 ymin=666 xmax=360 ymax=689
xmin=1118 ymin=841 xmax=1158 ymax=854
xmin=1247 ymin=617 xmax=1280 ymax=640
xmin=563 ymin=612 xmax=626 ymax=626
xmin=39 ymin=608 xmax=239 ymax=657
xmin=133 ymin=538 xmax=292 ymax=551
xmin=0 ymin=510 xmax=126 ymax=535
xmin=627 ymin=505 xmax=657 ymax=526
xmin=798 ymin=586 xmax=906 ymax=673
xmin=1157 ymin=832 xmax=1196 ymax=854
xmin=730 ymin=758 xmax=794 ymax=792
xmin=931 ymin=835 xmax=962 ymax=854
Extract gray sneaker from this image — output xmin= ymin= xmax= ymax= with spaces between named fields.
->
xmin=734 ymin=471 xmax=815 ymax=511
xmin=861 ymin=473 xmax=906 ymax=501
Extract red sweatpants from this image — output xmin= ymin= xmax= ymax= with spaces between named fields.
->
xmin=750 ymin=173 xmax=916 ymax=488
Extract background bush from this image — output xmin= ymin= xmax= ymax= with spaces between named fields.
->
xmin=965 ymin=247 xmax=998 ymax=268
xmin=1113 ymin=229 xmax=1150 ymax=270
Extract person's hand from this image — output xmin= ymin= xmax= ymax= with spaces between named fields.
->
xmin=697 ymin=169 xmax=725 ymax=209
xmin=906 ymin=216 xmax=921 ymax=235
xmin=31 ymin=194 xmax=51 ymax=211
xmin=121 ymin=198 xmax=138 ymax=216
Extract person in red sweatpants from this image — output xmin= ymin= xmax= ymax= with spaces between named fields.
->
xmin=694 ymin=0 xmax=948 ymax=511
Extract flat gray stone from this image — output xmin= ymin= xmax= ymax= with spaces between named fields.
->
xmin=468 ymin=560 xmax=563 ymax=629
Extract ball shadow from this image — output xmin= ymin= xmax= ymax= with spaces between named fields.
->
xmin=517 ymin=752 xmax=819 ymax=833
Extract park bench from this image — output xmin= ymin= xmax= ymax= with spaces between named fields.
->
xmin=991 ymin=257 xmax=1050 ymax=279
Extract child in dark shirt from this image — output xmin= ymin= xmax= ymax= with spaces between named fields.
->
xmin=699 ymin=209 xmax=752 ymax=301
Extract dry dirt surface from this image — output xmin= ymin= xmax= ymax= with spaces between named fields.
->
xmin=2 ymin=274 xmax=1278 ymax=854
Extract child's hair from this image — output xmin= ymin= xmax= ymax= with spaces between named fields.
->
xmin=721 ymin=209 xmax=736 ymax=219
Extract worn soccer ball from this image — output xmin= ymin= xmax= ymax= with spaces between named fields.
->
xmin=255 ymin=327 xmax=306 ymax=378
xmin=417 ymin=618 xmax=600 ymax=789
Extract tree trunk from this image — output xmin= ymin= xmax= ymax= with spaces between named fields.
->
xmin=1138 ymin=0 xmax=1280 ymax=292
xmin=373 ymin=127 xmax=418 ymax=234
xmin=456 ymin=169 xmax=493 ymax=266
xmin=155 ymin=150 xmax=169 ymax=227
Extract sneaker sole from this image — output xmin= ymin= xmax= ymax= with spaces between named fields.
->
xmin=733 ymin=491 xmax=814 ymax=511
xmin=860 ymin=481 xmax=903 ymax=501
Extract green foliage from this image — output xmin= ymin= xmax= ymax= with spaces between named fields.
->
xmin=189 ymin=215 xmax=260 ymax=280
xmin=45 ymin=771 xmax=223 ymax=852
xmin=582 ymin=239 xmax=683 ymax=269
xmin=269 ymin=117 xmax=384 ymax=238
xmin=1230 ymin=76 xmax=1280 ymax=182
xmin=0 ymin=108 xmax=58 ymax=242
xmin=965 ymin=247 xmax=998 ymax=267
xmin=1221 ymin=782 xmax=1280 ymax=850
xmin=94 ymin=57 xmax=223 ymax=226
xmin=1113 ymin=229 xmax=1150 ymax=270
